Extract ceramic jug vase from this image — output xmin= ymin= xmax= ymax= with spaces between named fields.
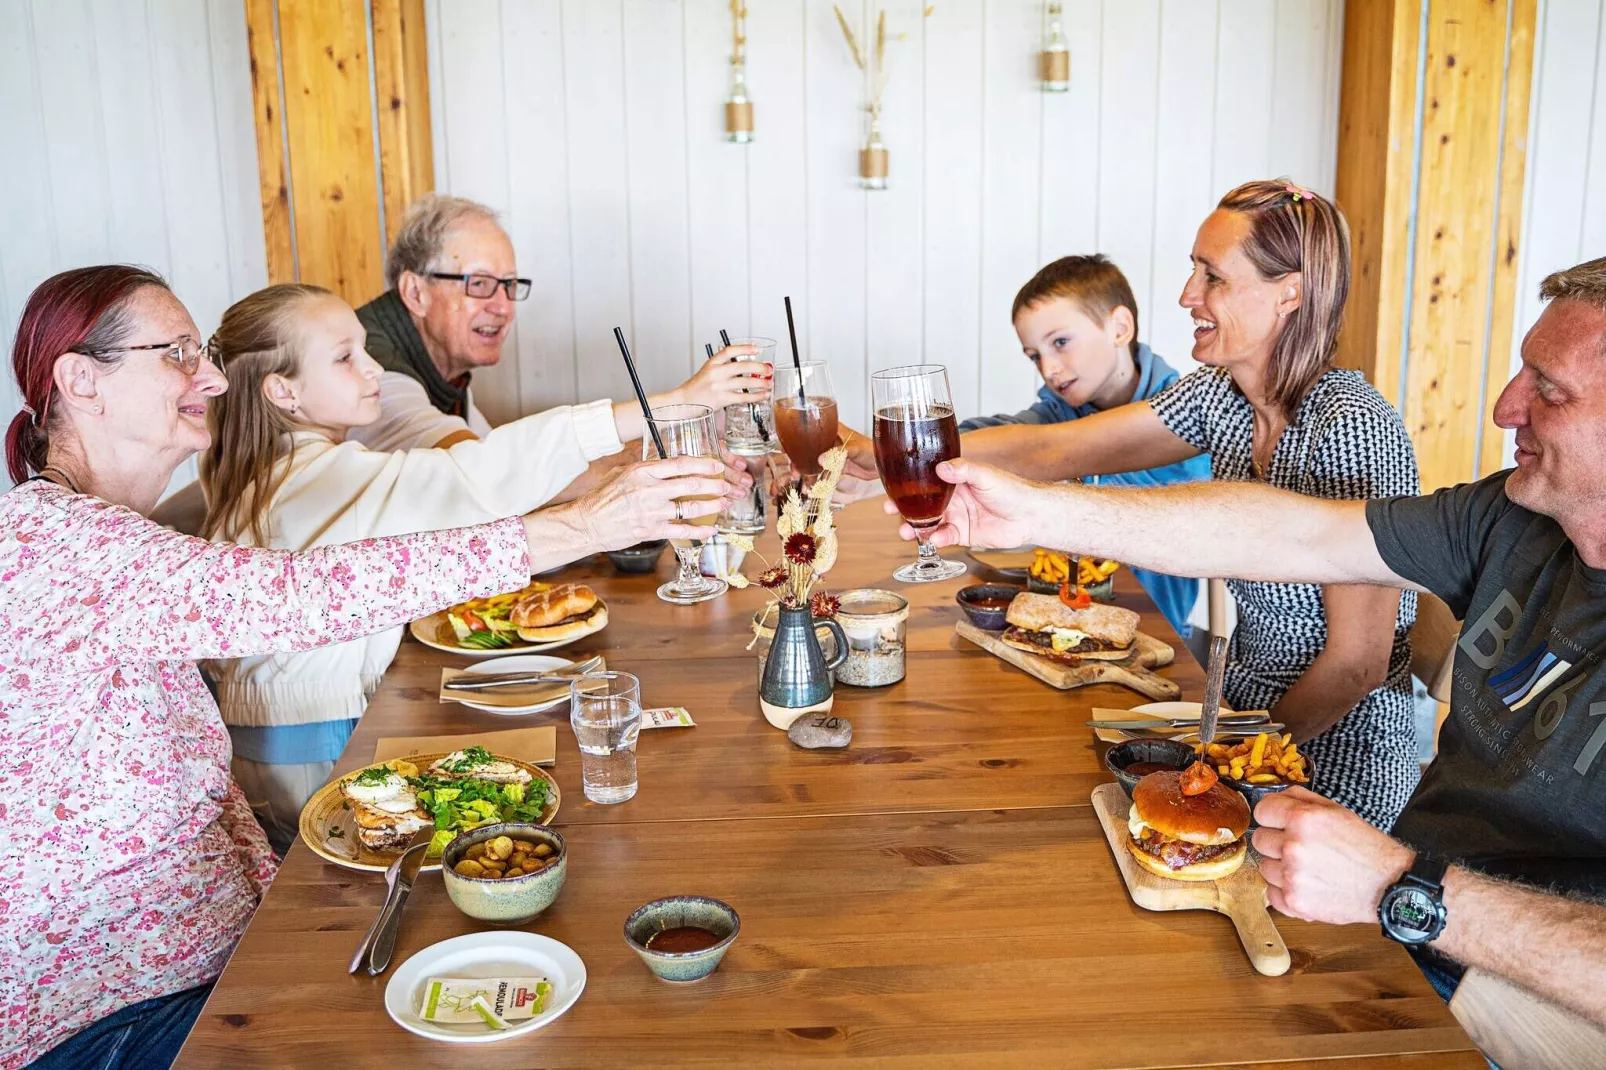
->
xmin=758 ymin=604 xmax=847 ymax=730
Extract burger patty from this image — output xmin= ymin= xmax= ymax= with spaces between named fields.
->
xmin=1130 ymin=829 xmax=1241 ymax=870
xmin=1001 ymin=625 xmax=1125 ymax=655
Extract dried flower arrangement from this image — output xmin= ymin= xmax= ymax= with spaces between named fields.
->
xmin=732 ymin=446 xmax=848 ymax=641
xmin=832 ymin=5 xmax=935 ymax=189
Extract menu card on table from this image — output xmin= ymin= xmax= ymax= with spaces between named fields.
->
xmin=373 ymin=726 xmax=557 ymax=767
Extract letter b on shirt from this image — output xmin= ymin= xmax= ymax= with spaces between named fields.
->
xmin=1459 ymin=589 xmax=1523 ymax=670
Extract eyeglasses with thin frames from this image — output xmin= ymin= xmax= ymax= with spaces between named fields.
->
xmin=80 ymin=336 xmax=209 ymax=377
xmin=425 ymin=272 xmax=532 ymax=301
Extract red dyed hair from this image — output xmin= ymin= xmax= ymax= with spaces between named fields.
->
xmin=6 ymin=265 xmax=169 ymax=483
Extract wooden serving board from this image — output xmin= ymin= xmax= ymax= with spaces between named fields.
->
xmin=955 ymin=620 xmax=1181 ymax=700
xmin=1091 ymin=782 xmax=1290 ymax=976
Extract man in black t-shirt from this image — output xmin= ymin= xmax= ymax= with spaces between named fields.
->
xmin=905 ymin=256 xmax=1606 ymax=1028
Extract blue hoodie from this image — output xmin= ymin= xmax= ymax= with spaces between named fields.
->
xmin=959 ymin=343 xmax=1209 ymax=635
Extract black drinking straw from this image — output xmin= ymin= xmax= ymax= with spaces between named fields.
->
xmin=782 ymin=296 xmax=806 ymax=406
xmin=705 ymin=343 xmax=715 ymax=358
xmin=722 ymin=328 xmax=771 ymax=441
xmin=614 ymin=326 xmax=668 ymax=459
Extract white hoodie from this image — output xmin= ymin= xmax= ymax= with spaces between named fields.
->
xmin=204 ymin=399 xmax=622 ymax=728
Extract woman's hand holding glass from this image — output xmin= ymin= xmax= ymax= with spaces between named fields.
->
xmin=673 ymin=343 xmax=773 ymax=411
xmin=521 ymin=456 xmax=736 ymax=575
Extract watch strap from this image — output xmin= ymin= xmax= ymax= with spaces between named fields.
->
xmin=1406 ymin=853 xmax=1448 ymax=892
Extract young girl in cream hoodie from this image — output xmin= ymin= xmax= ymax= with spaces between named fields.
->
xmin=201 ymin=284 xmax=765 ymax=851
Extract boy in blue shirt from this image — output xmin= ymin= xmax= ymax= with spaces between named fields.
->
xmin=838 ymin=254 xmax=1208 ymax=635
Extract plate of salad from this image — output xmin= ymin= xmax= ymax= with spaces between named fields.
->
xmin=409 ymin=581 xmax=608 ymax=658
xmin=299 ymin=748 xmax=561 ymax=873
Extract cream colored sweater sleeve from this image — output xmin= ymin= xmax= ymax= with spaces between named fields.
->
xmin=277 ymin=398 xmax=624 ymax=542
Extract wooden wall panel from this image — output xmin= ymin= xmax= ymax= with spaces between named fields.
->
xmin=372 ymin=0 xmax=435 ymax=251
xmin=1477 ymin=0 xmax=1537 ymax=478
xmin=245 ymin=0 xmax=296 ymax=285
xmin=1338 ymin=0 xmax=1537 ymax=491
xmin=275 ymin=0 xmax=385 ymax=306
xmin=246 ymin=0 xmax=431 ymax=308
xmin=1402 ymin=0 xmax=1512 ymax=491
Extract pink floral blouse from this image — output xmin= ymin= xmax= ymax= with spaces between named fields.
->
xmin=0 ymin=481 xmax=529 ymax=1068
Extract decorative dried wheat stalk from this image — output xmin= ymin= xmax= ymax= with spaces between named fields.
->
xmin=729 ymin=0 xmax=747 ymax=67
xmin=833 ymin=5 xmax=933 ymax=123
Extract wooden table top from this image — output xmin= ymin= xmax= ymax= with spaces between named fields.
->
xmin=179 ymin=501 xmax=1478 ymax=1069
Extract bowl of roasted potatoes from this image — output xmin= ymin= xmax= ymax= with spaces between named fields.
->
xmin=441 ymin=822 xmax=567 ymax=925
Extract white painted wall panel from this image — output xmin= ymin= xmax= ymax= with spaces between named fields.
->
xmin=428 ymin=0 xmax=1343 ymax=430
xmin=0 ymin=0 xmax=266 ymax=491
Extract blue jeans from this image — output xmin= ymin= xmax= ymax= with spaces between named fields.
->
xmin=28 ymin=983 xmax=212 ymax=1070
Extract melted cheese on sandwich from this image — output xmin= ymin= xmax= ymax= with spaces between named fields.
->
xmin=1048 ymin=627 xmax=1091 ymax=653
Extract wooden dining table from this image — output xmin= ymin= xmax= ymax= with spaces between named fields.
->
xmin=177 ymin=501 xmax=1480 ymax=1068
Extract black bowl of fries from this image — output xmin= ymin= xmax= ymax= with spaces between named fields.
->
xmin=1194 ymin=732 xmax=1315 ymax=820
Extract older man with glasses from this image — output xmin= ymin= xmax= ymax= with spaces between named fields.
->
xmin=351 ymin=194 xmax=533 ymax=452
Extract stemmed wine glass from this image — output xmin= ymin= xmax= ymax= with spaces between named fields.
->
xmin=772 ymin=360 xmax=839 ymax=481
xmin=871 ymin=365 xmax=967 ymax=582
xmin=643 ymin=404 xmax=727 ymax=604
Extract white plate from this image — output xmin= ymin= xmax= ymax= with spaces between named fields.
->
xmin=452 ymin=655 xmax=574 ymax=716
xmin=408 ymin=605 xmax=605 ymax=659
xmin=385 ymin=932 xmax=586 ymax=1044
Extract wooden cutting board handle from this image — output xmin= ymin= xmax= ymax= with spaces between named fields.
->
xmin=1216 ymin=872 xmax=1292 ymax=977
xmin=1094 ymin=662 xmax=1182 ymax=702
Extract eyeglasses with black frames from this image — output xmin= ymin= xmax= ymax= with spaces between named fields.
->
xmin=80 ymin=335 xmax=209 ymax=376
xmin=425 ymin=272 xmax=533 ymax=301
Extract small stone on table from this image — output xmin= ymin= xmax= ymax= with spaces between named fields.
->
xmin=788 ymin=713 xmax=852 ymax=749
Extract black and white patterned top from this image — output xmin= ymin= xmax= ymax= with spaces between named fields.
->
xmin=1150 ymin=367 xmax=1421 ymax=830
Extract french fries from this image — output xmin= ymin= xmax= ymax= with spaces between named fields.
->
xmin=1193 ymin=731 xmax=1309 ymax=785
xmin=1029 ymin=549 xmax=1121 ymax=587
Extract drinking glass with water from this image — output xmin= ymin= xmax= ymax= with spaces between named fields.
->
xmin=569 ymin=671 xmax=642 ymax=804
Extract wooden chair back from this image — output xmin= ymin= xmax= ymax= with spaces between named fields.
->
xmin=1409 ymin=591 xmax=1459 ymax=704
xmin=1450 ymin=967 xmax=1606 ymax=1069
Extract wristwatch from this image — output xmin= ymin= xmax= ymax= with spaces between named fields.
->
xmin=1378 ymin=854 xmax=1449 ymax=946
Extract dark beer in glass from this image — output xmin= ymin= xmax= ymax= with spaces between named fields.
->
xmin=870 ymin=365 xmax=967 ymax=582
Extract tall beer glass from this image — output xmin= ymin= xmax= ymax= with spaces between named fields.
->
xmin=871 ymin=365 xmax=966 ymax=583
xmin=643 ymin=404 xmax=726 ymax=604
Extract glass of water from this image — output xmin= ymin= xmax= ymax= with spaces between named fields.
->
xmin=569 ymin=671 xmax=642 ymax=805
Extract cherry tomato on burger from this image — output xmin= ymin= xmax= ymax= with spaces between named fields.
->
xmin=1179 ymin=761 xmax=1219 ymax=796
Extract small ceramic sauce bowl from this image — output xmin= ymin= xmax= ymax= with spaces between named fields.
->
xmin=623 ymin=896 xmax=740 ymax=983
xmin=1103 ymin=738 xmax=1197 ymax=798
xmin=955 ymin=584 xmax=1024 ymax=631
xmin=441 ymin=823 xmax=567 ymax=925
xmin=606 ymin=540 xmax=669 ymax=574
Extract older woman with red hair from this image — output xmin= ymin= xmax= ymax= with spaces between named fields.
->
xmin=0 ymin=266 xmax=734 ymax=1070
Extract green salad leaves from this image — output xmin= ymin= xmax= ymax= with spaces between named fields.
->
xmin=413 ymin=772 xmax=550 ymax=856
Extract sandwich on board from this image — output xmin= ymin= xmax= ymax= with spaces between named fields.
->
xmin=1001 ymin=592 xmax=1140 ymax=663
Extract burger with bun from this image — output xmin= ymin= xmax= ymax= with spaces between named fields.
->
xmin=511 ymin=583 xmax=608 ymax=642
xmin=1126 ymin=768 xmax=1251 ymax=882
xmin=1001 ymin=592 xmax=1139 ymax=664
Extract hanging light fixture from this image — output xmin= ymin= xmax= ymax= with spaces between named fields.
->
xmin=725 ymin=1 xmax=753 ymax=143
xmin=1040 ymin=2 xmax=1070 ymax=93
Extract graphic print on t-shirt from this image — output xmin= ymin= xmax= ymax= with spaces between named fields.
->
xmin=1456 ymin=585 xmax=1604 ymax=782
xmin=1487 ymin=642 xmax=1573 ymax=710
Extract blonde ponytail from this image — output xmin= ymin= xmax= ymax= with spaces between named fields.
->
xmin=200 ymin=283 xmax=331 ymax=543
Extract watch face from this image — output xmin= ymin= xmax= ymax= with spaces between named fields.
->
xmin=1384 ymin=887 xmax=1437 ymax=937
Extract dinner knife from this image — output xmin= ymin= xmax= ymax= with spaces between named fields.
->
xmin=1085 ymin=714 xmax=1271 ymax=730
xmin=1197 ymin=635 xmax=1229 ymax=751
xmin=360 ymin=830 xmax=434 ymax=977
xmin=443 ymin=655 xmax=604 ymax=691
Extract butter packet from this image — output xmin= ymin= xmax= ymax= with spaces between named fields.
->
xmin=641 ymin=707 xmax=695 ymax=729
xmin=419 ymin=976 xmax=551 ymax=1025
